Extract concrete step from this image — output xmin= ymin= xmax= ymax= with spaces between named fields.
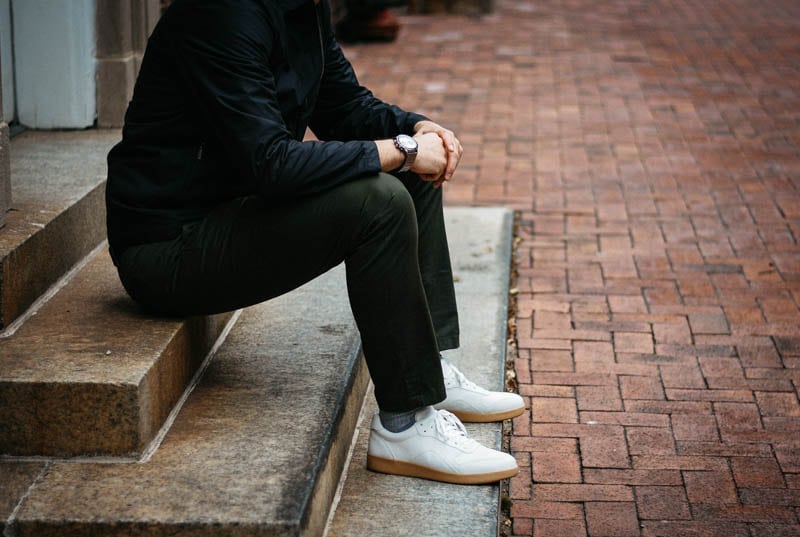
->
xmin=9 ymin=263 xmax=367 ymax=537
xmin=0 ymin=129 xmax=233 ymax=459
xmin=0 ymin=249 xmax=232 ymax=457
xmin=0 ymin=130 xmax=120 ymax=330
xmin=325 ymin=207 xmax=514 ymax=537
xmin=3 ymin=208 xmax=514 ymax=537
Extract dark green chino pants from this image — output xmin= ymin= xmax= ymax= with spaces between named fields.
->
xmin=116 ymin=172 xmax=458 ymax=412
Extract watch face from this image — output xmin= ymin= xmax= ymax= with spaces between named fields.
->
xmin=397 ymin=134 xmax=417 ymax=150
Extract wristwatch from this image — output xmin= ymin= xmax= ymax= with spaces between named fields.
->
xmin=393 ymin=134 xmax=418 ymax=173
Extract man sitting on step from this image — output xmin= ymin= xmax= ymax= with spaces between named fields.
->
xmin=105 ymin=0 xmax=524 ymax=485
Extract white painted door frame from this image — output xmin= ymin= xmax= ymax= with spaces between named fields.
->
xmin=10 ymin=0 xmax=96 ymax=129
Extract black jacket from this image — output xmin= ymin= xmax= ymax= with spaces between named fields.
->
xmin=106 ymin=0 xmax=426 ymax=257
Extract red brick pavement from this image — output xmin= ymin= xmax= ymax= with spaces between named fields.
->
xmin=344 ymin=0 xmax=800 ymax=535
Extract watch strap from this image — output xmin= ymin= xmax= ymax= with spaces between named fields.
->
xmin=394 ymin=135 xmax=417 ymax=173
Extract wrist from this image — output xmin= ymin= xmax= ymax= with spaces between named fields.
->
xmin=375 ymin=139 xmax=405 ymax=172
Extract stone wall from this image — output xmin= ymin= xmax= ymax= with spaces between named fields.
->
xmin=96 ymin=0 xmax=160 ymax=128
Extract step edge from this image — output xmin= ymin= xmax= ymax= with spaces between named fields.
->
xmin=138 ymin=309 xmax=242 ymax=464
xmin=0 ymin=181 xmax=106 ymax=329
xmin=135 ymin=311 xmax=236 ymax=458
xmin=0 ymin=239 xmax=107 ymax=339
xmin=321 ymin=378 xmax=373 ymax=537
xmin=298 ymin=343 xmax=369 ymax=537
xmin=0 ymin=300 xmax=235 ymax=458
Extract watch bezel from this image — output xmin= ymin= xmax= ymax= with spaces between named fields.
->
xmin=394 ymin=134 xmax=418 ymax=172
xmin=395 ymin=134 xmax=417 ymax=151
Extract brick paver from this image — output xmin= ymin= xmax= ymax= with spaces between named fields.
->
xmin=345 ymin=0 xmax=800 ymax=534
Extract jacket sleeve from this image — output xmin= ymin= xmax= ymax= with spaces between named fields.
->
xmin=166 ymin=2 xmax=381 ymax=200
xmin=309 ymin=9 xmax=428 ymax=142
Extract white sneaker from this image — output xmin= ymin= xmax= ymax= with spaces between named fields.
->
xmin=434 ymin=359 xmax=525 ymax=422
xmin=367 ymin=407 xmax=518 ymax=484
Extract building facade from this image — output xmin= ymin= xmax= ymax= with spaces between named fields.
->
xmin=0 ymin=0 xmax=161 ymax=227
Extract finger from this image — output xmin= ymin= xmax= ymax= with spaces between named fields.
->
xmin=452 ymin=136 xmax=463 ymax=157
xmin=437 ymin=130 xmax=457 ymax=152
xmin=428 ymin=131 xmax=454 ymax=178
xmin=445 ymin=134 xmax=463 ymax=177
xmin=444 ymin=141 xmax=462 ymax=180
xmin=443 ymin=157 xmax=456 ymax=180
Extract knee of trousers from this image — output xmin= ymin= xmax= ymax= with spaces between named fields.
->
xmin=357 ymin=173 xmax=417 ymax=237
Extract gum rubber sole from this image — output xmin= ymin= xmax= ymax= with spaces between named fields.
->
xmin=438 ymin=405 xmax=526 ymax=423
xmin=366 ymin=454 xmax=519 ymax=485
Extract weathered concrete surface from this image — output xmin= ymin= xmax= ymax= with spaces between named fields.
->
xmin=12 ymin=264 xmax=368 ymax=537
xmin=326 ymin=207 xmax=514 ymax=537
xmin=0 ymin=250 xmax=232 ymax=457
xmin=0 ymin=129 xmax=119 ymax=328
xmin=0 ymin=462 xmax=45 ymax=535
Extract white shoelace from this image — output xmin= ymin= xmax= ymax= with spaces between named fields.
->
xmin=433 ymin=409 xmax=476 ymax=449
xmin=442 ymin=360 xmax=489 ymax=394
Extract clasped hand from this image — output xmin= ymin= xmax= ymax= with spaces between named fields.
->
xmin=411 ymin=121 xmax=463 ymax=188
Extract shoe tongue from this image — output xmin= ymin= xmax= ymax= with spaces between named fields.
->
xmin=437 ymin=410 xmax=468 ymax=438
xmin=441 ymin=359 xmax=459 ymax=382
xmin=415 ymin=406 xmax=438 ymax=422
